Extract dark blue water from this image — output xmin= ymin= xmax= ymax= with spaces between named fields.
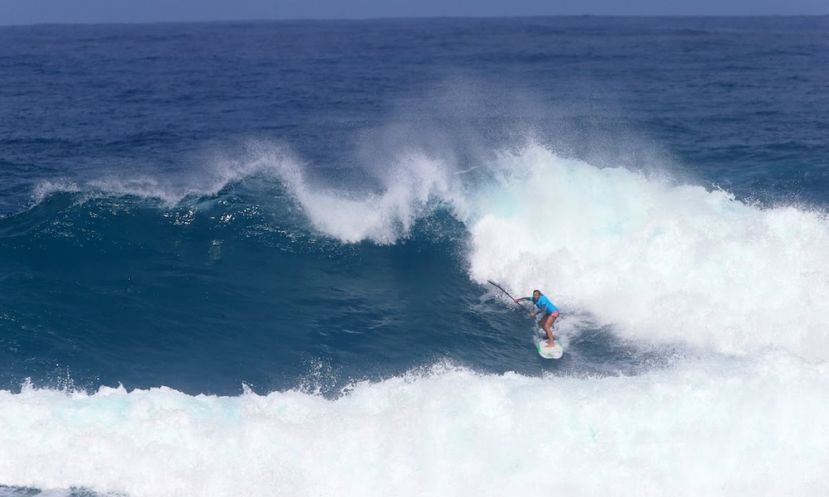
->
xmin=1 ymin=16 xmax=828 ymax=396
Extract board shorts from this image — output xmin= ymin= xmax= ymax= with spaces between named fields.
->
xmin=546 ymin=311 xmax=560 ymax=319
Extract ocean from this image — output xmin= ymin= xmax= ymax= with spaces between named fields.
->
xmin=1 ymin=16 xmax=828 ymax=496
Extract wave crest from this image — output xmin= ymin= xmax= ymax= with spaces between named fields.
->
xmin=24 ymin=141 xmax=829 ymax=361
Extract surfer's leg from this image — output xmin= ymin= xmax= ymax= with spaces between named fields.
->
xmin=543 ymin=314 xmax=556 ymax=347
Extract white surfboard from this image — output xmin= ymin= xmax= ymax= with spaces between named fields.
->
xmin=534 ymin=334 xmax=564 ymax=359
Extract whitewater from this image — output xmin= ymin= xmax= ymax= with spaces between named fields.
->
xmin=2 ymin=357 xmax=827 ymax=497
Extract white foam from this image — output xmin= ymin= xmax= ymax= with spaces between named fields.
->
xmin=1 ymin=358 xmax=826 ymax=497
xmin=467 ymin=144 xmax=829 ymax=361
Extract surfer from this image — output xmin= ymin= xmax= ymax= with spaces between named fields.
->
xmin=515 ymin=290 xmax=560 ymax=347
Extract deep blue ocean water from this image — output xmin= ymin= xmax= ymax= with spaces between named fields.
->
xmin=1 ymin=17 xmax=828 ymax=497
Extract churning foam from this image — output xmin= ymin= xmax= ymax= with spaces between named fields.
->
xmin=466 ymin=144 xmax=829 ymax=361
xmin=1 ymin=358 xmax=827 ymax=497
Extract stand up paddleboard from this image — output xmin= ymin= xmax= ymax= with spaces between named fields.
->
xmin=534 ymin=330 xmax=564 ymax=359
xmin=486 ymin=280 xmax=565 ymax=360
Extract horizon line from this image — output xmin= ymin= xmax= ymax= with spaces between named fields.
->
xmin=2 ymin=13 xmax=828 ymax=28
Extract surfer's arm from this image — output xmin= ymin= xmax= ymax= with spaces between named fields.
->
xmin=514 ymin=297 xmax=536 ymax=316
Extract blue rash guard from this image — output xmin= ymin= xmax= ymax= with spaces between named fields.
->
xmin=533 ymin=295 xmax=559 ymax=315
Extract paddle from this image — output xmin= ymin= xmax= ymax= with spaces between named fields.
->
xmin=487 ymin=280 xmax=527 ymax=310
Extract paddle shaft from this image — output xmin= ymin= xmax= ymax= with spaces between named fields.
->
xmin=487 ymin=280 xmax=524 ymax=306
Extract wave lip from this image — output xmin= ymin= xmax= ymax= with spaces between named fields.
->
xmin=262 ymin=147 xmax=469 ymax=244
xmin=28 ymin=143 xmax=293 ymax=208
xmin=31 ymin=180 xmax=82 ymax=204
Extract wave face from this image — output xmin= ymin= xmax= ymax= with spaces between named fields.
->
xmin=2 ymin=17 xmax=829 ymax=497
